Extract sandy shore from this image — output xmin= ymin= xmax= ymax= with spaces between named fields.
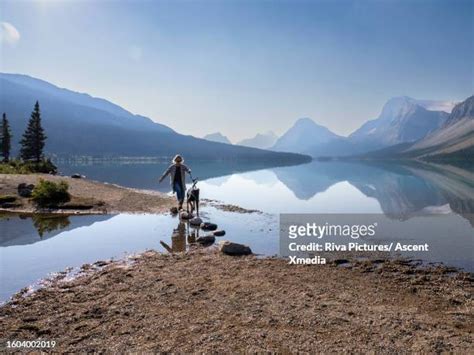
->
xmin=0 ymin=249 xmax=472 ymax=353
xmin=0 ymin=174 xmax=176 ymax=214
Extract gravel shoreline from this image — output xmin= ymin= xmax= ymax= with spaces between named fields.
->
xmin=0 ymin=249 xmax=472 ymax=353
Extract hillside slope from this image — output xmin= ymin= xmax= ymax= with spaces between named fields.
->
xmin=403 ymin=96 xmax=474 ymax=159
xmin=0 ymin=74 xmax=310 ymax=163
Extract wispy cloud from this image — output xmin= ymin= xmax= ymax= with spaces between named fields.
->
xmin=0 ymin=22 xmax=21 ymax=45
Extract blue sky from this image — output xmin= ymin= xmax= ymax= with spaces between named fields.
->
xmin=1 ymin=0 xmax=472 ymax=141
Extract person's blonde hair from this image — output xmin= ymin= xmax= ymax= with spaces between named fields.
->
xmin=173 ymin=154 xmax=184 ymax=163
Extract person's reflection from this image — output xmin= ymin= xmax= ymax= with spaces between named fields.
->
xmin=161 ymin=220 xmax=204 ymax=253
xmin=170 ymin=221 xmax=187 ymax=252
xmin=161 ymin=220 xmax=189 ymax=253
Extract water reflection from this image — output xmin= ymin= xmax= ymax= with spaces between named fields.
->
xmin=272 ymin=161 xmax=474 ymax=217
xmin=0 ymin=210 xmax=277 ymax=301
xmin=199 ymin=160 xmax=474 ymax=223
xmin=31 ymin=215 xmax=71 ymax=238
xmin=56 ymin=160 xmax=302 ymax=193
xmin=162 ymin=221 xmax=190 ymax=253
xmin=56 ymin=160 xmax=474 ymax=223
xmin=0 ymin=213 xmax=112 ymax=247
xmin=160 ymin=220 xmax=212 ymax=253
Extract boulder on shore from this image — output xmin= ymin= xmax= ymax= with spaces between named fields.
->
xmin=196 ymin=235 xmax=215 ymax=245
xmin=219 ymin=241 xmax=252 ymax=256
xmin=17 ymin=183 xmax=35 ymax=198
xmin=71 ymin=173 xmax=85 ymax=179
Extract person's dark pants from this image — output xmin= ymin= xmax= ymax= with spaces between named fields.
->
xmin=173 ymin=181 xmax=185 ymax=206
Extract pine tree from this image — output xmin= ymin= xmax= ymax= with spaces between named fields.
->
xmin=20 ymin=101 xmax=47 ymax=163
xmin=0 ymin=113 xmax=12 ymax=162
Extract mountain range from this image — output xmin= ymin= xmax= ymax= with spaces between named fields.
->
xmin=0 ymin=73 xmax=309 ymax=164
xmin=1 ymin=72 xmax=470 ymax=162
xmin=271 ymin=96 xmax=472 ymax=160
xmin=203 ymin=131 xmax=279 ymax=150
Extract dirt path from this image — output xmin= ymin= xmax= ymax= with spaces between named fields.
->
xmin=0 ymin=250 xmax=472 ymax=353
xmin=0 ymin=174 xmax=176 ymax=214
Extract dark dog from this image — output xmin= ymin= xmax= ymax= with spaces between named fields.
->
xmin=186 ymin=178 xmax=200 ymax=216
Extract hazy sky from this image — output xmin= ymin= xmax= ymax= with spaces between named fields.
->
xmin=1 ymin=0 xmax=472 ymax=141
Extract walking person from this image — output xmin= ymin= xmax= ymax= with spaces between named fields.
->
xmin=159 ymin=154 xmax=192 ymax=210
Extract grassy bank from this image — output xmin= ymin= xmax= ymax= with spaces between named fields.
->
xmin=0 ymin=160 xmax=57 ymax=175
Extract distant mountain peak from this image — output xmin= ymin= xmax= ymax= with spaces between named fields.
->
xmin=445 ymin=95 xmax=474 ymax=126
xmin=350 ymin=96 xmax=449 ymax=146
xmin=380 ymin=96 xmax=458 ymax=118
xmin=379 ymin=96 xmax=420 ymax=121
xmin=203 ymin=132 xmax=232 ymax=144
xmin=272 ymin=117 xmax=341 ymax=154
xmin=294 ymin=117 xmax=321 ymax=127
xmin=236 ymin=131 xmax=278 ymax=149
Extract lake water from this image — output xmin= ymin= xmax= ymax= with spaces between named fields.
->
xmin=1 ymin=160 xmax=473 ymax=302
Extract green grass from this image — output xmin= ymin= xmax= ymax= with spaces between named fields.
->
xmin=0 ymin=159 xmax=58 ymax=174
xmin=32 ymin=179 xmax=70 ymax=207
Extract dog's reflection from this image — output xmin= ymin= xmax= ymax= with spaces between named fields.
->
xmin=160 ymin=221 xmax=201 ymax=253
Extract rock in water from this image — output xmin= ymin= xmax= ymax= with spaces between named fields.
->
xmin=71 ymin=173 xmax=84 ymax=179
xmin=196 ymin=235 xmax=215 ymax=245
xmin=200 ymin=222 xmax=218 ymax=231
xmin=189 ymin=217 xmax=203 ymax=226
xmin=180 ymin=211 xmax=193 ymax=220
xmin=213 ymin=230 xmax=226 ymax=237
xmin=17 ymin=183 xmax=35 ymax=198
xmin=219 ymin=241 xmax=252 ymax=256
xmin=170 ymin=207 xmax=179 ymax=214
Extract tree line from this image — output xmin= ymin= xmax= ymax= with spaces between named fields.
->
xmin=0 ymin=101 xmax=47 ymax=163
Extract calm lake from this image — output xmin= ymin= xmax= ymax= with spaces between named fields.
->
xmin=1 ymin=160 xmax=473 ymax=301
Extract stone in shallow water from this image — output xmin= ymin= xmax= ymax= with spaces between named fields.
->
xmin=200 ymin=222 xmax=218 ymax=231
xmin=180 ymin=211 xmax=193 ymax=220
xmin=219 ymin=241 xmax=252 ymax=256
xmin=213 ymin=230 xmax=226 ymax=237
xmin=189 ymin=217 xmax=203 ymax=226
xmin=196 ymin=235 xmax=215 ymax=245
xmin=170 ymin=207 xmax=179 ymax=214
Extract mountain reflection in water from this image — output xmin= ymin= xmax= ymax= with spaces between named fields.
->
xmin=57 ymin=160 xmax=474 ymax=223
xmin=272 ymin=161 xmax=474 ymax=223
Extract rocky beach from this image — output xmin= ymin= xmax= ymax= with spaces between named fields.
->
xmin=0 ymin=249 xmax=472 ymax=353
